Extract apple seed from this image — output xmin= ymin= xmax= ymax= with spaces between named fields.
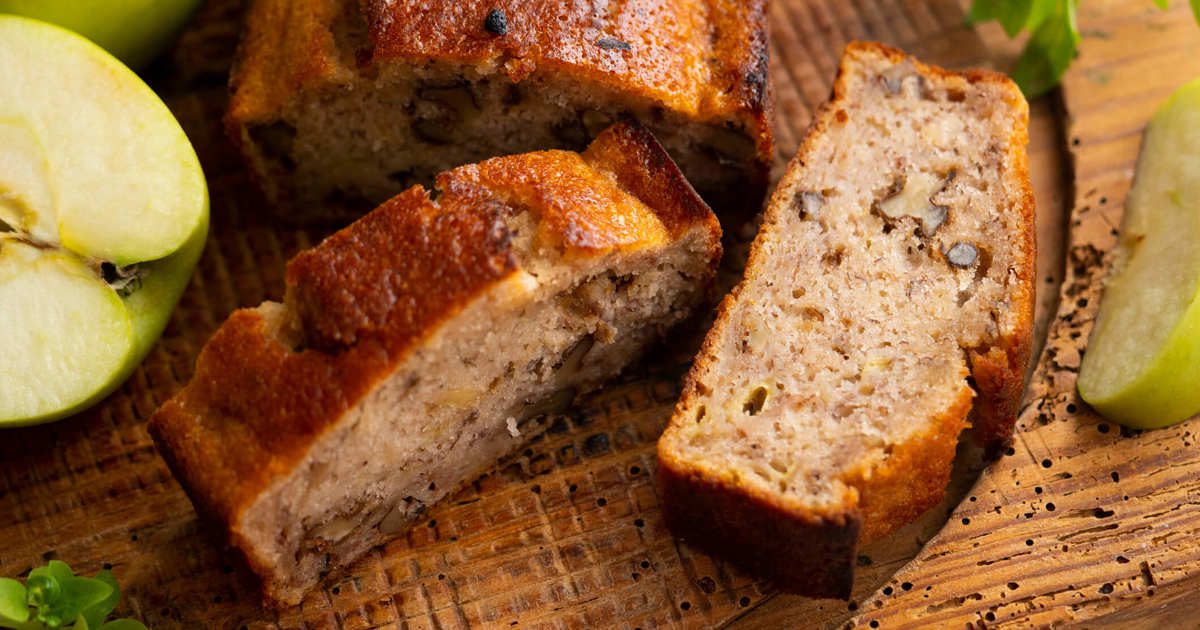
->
xmin=100 ymin=261 xmax=146 ymax=297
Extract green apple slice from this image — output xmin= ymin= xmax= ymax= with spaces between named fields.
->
xmin=0 ymin=241 xmax=133 ymax=422
xmin=1078 ymin=77 xmax=1200 ymax=429
xmin=0 ymin=15 xmax=206 ymax=267
xmin=0 ymin=118 xmax=57 ymax=244
xmin=0 ymin=15 xmax=209 ymax=427
xmin=121 ymin=210 xmax=207 ymax=353
xmin=0 ymin=0 xmax=203 ymax=69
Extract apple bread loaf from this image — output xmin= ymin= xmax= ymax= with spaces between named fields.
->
xmin=656 ymin=42 xmax=1036 ymax=598
xmin=226 ymin=0 xmax=772 ymax=222
xmin=150 ymin=123 xmax=722 ymax=605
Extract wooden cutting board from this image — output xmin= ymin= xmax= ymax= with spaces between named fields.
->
xmin=0 ymin=1 xmax=1195 ymax=628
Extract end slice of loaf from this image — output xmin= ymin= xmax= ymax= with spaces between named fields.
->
xmin=225 ymin=0 xmax=772 ymax=223
xmin=656 ymin=42 xmax=1035 ymax=598
xmin=150 ymin=122 xmax=722 ymax=606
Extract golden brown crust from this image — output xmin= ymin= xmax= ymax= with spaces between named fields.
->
xmin=151 ymin=189 xmax=514 ymax=528
xmin=150 ymin=122 xmax=721 ymax=600
xmin=286 ymin=186 xmax=516 ymax=351
xmin=970 ymin=340 xmax=1031 ymax=454
xmin=656 ymin=280 xmax=866 ymax=600
xmin=226 ymin=0 xmax=350 ymax=128
xmin=581 ymin=120 xmax=723 ymax=248
xmin=972 ymin=89 xmax=1036 ymax=454
xmin=360 ymin=0 xmax=769 ymax=125
xmin=227 ymin=0 xmax=773 ymax=129
xmin=225 ymin=0 xmax=773 ymax=218
xmin=848 ymin=384 xmax=974 ymax=542
xmin=224 ymin=0 xmax=354 ymax=207
xmin=656 ymin=453 xmax=861 ymax=600
xmin=656 ymin=42 xmax=1035 ymax=598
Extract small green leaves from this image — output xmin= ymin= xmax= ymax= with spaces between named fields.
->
xmin=24 ymin=575 xmax=61 ymax=609
xmin=0 ymin=579 xmax=29 ymax=623
xmin=968 ymin=0 xmax=1054 ymax=37
xmin=53 ymin=577 xmax=113 ymax=626
xmin=97 ymin=621 xmax=146 ymax=630
xmin=969 ymin=0 xmax=1196 ymax=98
xmin=0 ymin=562 xmax=142 ymax=630
xmin=1012 ymin=0 xmax=1081 ymax=98
xmin=78 ymin=573 xmax=120 ymax=630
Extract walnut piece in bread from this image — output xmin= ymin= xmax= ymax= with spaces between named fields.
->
xmin=657 ymin=42 xmax=1035 ymax=598
xmin=150 ymin=123 xmax=722 ymax=605
xmin=226 ymin=0 xmax=773 ymax=222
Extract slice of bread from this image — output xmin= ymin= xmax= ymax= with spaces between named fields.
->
xmin=150 ymin=123 xmax=722 ymax=606
xmin=225 ymin=0 xmax=772 ymax=223
xmin=656 ymin=42 xmax=1035 ymax=598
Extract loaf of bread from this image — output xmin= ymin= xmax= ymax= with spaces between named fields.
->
xmin=656 ymin=42 xmax=1035 ymax=598
xmin=150 ymin=123 xmax=722 ymax=605
xmin=226 ymin=0 xmax=773 ymax=223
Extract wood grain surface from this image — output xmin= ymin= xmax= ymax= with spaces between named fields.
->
xmin=0 ymin=0 xmax=1192 ymax=628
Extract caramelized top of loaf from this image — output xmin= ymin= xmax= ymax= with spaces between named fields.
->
xmin=150 ymin=122 xmax=720 ymax=528
xmin=228 ymin=0 xmax=769 ymax=130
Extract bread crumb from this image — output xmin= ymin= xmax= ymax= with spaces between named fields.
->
xmin=506 ymin=417 xmax=520 ymax=437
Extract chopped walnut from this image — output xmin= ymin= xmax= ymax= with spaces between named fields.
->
xmin=795 ymin=191 xmax=825 ymax=219
xmin=879 ymin=61 xmax=928 ymax=99
xmin=874 ymin=170 xmax=951 ymax=236
xmin=946 ymin=242 xmax=979 ymax=268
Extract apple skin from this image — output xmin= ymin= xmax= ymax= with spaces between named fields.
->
xmin=0 ymin=0 xmax=201 ymax=69
xmin=1080 ymin=299 xmax=1200 ymax=429
xmin=1078 ymin=77 xmax=1200 ymax=429
xmin=0 ymin=15 xmax=209 ymax=427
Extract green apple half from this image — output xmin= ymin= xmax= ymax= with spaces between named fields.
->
xmin=1078 ymin=77 xmax=1200 ymax=429
xmin=0 ymin=0 xmax=202 ymax=69
xmin=0 ymin=16 xmax=208 ymax=427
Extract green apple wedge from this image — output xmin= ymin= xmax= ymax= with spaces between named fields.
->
xmin=1077 ymin=77 xmax=1200 ymax=429
xmin=0 ymin=15 xmax=208 ymax=427
xmin=0 ymin=0 xmax=202 ymax=69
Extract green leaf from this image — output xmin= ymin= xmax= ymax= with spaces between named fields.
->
xmin=1025 ymin=0 xmax=1059 ymax=33
xmin=30 ymin=561 xmax=75 ymax=587
xmin=24 ymin=575 xmax=61 ymax=609
xmin=966 ymin=0 xmax=1005 ymax=23
xmin=0 ymin=579 xmax=28 ymax=624
xmin=972 ymin=0 xmax=1200 ymax=96
xmin=0 ymin=563 xmax=139 ymax=630
xmin=98 ymin=620 xmax=147 ymax=630
xmin=1001 ymin=0 xmax=1037 ymax=36
xmin=968 ymin=0 xmax=1035 ymax=36
xmin=89 ymin=573 xmax=119 ymax=617
xmin=45 ymin=562 xmax=76 ymax=583
xmin=79 ymin=572 xmax=119 ymax=630
xmin=1012 ymin=0 xmax=1081 ymax=98
xmin=50 ymin=577 xmax=113 ymax=625
xmin=61 ymin=578 xmax=112 ymax=613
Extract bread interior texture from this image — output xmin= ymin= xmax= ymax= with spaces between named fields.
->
xmin=241 ymin=210 xmax=713 ymax=600
xmin=661 ymin=57 xmax=1029 ymax=538
xmin=248 ymin=2 xmax=756 ymax=220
